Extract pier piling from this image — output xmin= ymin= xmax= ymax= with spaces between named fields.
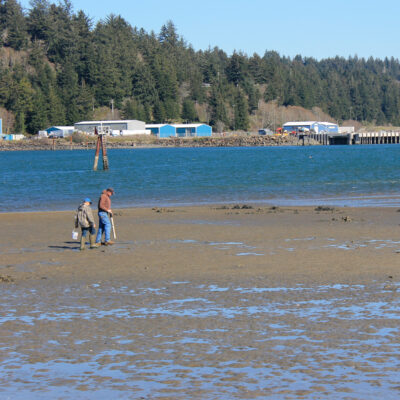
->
xmin=93 ymin=127 xmax=110 ymax=171
xmin=307 ymin=131 xmax=400 ymax=146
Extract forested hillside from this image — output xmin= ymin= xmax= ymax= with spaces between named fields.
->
xmin=1 ymin=0 xmax=400 ymax=134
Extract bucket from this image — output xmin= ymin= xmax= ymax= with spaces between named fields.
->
xmin=72 ymin=230 xmax=79 ymax=240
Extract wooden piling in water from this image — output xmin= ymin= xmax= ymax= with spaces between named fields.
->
xmin=101 ymin=135 xmax=109 ymax=170
xmin=93 ymin=126 xmax=110 ymax=171
xmin=93 ymin=128 xmax=101 ymax=171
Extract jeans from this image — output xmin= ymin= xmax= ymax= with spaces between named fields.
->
xmin=96 ymin=211 xmax=111 ymax=243
xmin=81 ymin=226 xmax=96 ymax=238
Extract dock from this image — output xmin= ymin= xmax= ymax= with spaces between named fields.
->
xmin=303 ymin=131 xmax=400 ymax=145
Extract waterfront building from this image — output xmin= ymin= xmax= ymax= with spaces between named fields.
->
xmin=145 ymin=123 xmax=212 ymax=138
xmin=43 ymin=126 xmax=75 ymax=138
xmin=283 ymin=121 xmax=339 ymax=134
xmin=74 ymin=120 xmax=149 ymax=136
xmin=146 ymin=124 xmax=176 ymax=138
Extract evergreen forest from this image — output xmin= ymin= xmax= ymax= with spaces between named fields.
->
xmin=1 ymin=0 xmax=400 ymax=134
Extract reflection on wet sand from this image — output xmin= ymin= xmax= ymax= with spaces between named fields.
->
xmin=1 ymin=281 xmax=399 ymax=399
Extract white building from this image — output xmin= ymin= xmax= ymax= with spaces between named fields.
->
xmin=74 ymin=120 xmax=150 ymax=136
xmin=43 ymin=126 xmax=75 ymax=138
xmin=283 ymin=121 xmax=339 ymax=134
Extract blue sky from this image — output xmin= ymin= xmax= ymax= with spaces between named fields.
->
xmin=18 ymin=0 xmax=400 ymax=60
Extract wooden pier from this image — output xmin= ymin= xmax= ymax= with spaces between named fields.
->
xmin=355 ymin=131 xmax=400 ymax=145
xmin=303 ymin=131 xmax=400 ymax=145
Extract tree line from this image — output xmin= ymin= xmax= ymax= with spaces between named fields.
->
xmin=1 ymin=0 xmax=400 ymax=134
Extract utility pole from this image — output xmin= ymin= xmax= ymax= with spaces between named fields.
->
xmin=110 ymin=99 xmax=114 ymax=119
xmin=233 ymin=104 xmax=235 ymax=131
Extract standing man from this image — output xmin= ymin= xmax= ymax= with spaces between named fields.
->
xmin=96 ymin=188 xmax=115 ymax=245
xmin=75 ymin=198 xmax=99 ymax=250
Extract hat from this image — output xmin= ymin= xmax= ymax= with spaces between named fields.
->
xmin=106 ymin=188 xmax=115 ymax=194
xmin=84 ymin=197 xmax=92 ymax=204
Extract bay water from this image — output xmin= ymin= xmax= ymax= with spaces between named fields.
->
xmin=1 ymin=145 xmax=400 ymax=212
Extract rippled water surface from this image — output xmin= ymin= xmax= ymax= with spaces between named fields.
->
xmin=1 ymin=145 xmax=400 ymax=211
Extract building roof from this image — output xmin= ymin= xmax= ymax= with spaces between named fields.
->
xmin=75 ymin=120 xmax=143 ymax=125
xmin=283 ymin=121 xmax=337 ymax=126
xmin=145 ymin=124 xmax=174 ymax=128
xmin=173 ymin=124 xmax=207 ymax=128
xmin=283 ymin=121 xmax=318 ymax=126
xmin=46 ymin=126 xmax=74 ymax=130
xmin=146 ymin=123 xmax=210 ymax=128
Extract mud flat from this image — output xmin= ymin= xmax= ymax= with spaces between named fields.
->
xmin=0 ymin=205 xmax=399 ymax=398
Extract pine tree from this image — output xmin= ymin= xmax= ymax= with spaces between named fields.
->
xmin=234 ymin=89 xmax=249 ymax=130
xmin=27 ymin=0 xmax=51 ymax=43
xmin=209 ymin=85 xmax=228 ymax=127
xmin=226 ymin=51 xmax=247 ymax=86
xmin=27 ymin=89 xmax=48 ymax=133
xmin=164 ymin=99 xmax=179 ymax=121
xmin=181 ymin=98 xmax=198 ymax=122
xmin=122 ymin=98 xmax=147 ymax=121
xmin=57 ymin=61 xmax=80 ymax=124
xmin=47 ymin=85 xmax=65 ymax=124
xmin=152 ymin=100 xmax=166 ymax=123
xmin=158 ymin=20 xmax=178 ymax=47
xmin=0 ymin=0 xmax=28 ymax=50
xmin=9 ymin=74 xmax=35 ymax=133
xmin=131 ymin=63 xmax=157 ymax=106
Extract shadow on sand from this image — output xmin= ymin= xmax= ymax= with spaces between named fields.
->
xmin=48 ymin=242 xmax=80 ymax=251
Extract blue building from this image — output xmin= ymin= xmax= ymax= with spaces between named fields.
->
xmin=1 ymin=134 xmax=25 ymax=140
xmin=145 ymin=123 xmax=212 ymax=138
xmin=283 ymin=121 xmax=339 ymax=134
xmin=146 ymin=124 xmax=176 ymax=138
xmin=174 ymin=124 xmax=212 ymax=137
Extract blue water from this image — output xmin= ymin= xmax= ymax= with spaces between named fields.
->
xmin=1 ymin=145 xmax=400 ymax=211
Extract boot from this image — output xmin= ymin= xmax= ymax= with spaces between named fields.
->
xmin=105 ymin=240 xmax=115 ymax=246
xmin=80 ymin=235 xmax=86 ymax=251
xmin=90 ymin=234 xmax=100 ymax=248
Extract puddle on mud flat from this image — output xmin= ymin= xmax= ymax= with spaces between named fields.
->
xmin=169 ymin=237 xmax=400 ymax=257
xmin=1 ymin=282 xmax=400 ymax=399
xmin=236 ymin=252 xmax=265 ymax=256
xmin=3 ymin=237 xmax=400 ymax=261
xmin=155 ymin=219 xmax=242 ymax=227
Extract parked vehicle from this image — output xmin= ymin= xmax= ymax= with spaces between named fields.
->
xmin=258 ymin=129 xmax=274 ymax=135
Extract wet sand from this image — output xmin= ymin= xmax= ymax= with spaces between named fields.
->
xmin=1 ymin=205 xmax=399 ymax=398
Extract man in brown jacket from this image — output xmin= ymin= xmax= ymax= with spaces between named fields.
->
xmin=95 ymin=188 xmax=114 ymax=245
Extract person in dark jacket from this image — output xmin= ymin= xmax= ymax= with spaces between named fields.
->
xmin=95 ymin=188 xmax=114 ymax=245
xmin=75 ymin=198 xmax=98 ymax=250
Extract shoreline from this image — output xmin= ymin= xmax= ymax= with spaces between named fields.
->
xmin=2 ymin=203 xmax=400 ymax=215
xmin=0 ymin=135 xmax=318 ymax=151
xmin=3 ymin=196 xmax=400 ymax=213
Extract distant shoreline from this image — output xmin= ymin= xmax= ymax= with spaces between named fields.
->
xmin=0 ymin=135 xmax=318 ymax=151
